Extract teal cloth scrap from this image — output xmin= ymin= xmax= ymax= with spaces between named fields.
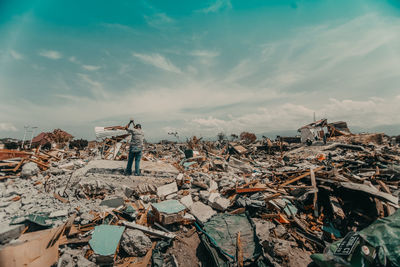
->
xmin=89 ymin=225 xmax=125 ymax=256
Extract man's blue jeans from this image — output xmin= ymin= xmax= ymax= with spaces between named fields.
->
xmin=126 ymin=149 xmax=142 ymax=175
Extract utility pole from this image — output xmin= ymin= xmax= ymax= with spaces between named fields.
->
xmin=313 ymin=112 xmax=316 ymax=122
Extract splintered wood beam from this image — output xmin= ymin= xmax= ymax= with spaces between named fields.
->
xmin=278 ymin=166 xmax=324 ymax=188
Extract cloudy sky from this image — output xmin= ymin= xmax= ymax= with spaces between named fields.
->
xmin=1 ymin=0 xmax=400 ymax=141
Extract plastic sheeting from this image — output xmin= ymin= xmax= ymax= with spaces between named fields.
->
xmin=311 ymin=209 xmax=400 ymax=266
xmin=199 ymin=213 xmax=262 ymax=266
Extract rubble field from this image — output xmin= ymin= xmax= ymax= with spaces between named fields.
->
xmin=1 ymin=125 xmax=400 ymax=266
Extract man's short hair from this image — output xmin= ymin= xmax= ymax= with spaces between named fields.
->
xmin=136 ymin=124 xmax=142 ymax=129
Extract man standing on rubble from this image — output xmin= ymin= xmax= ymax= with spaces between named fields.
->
xmin=125 ymin=119 xmax=144 ymax=176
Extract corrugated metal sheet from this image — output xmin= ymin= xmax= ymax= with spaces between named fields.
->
xmin=94 ymin=127 xmax=128 ymax=140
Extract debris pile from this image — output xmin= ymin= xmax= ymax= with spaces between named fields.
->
xmin=1 ymin=121 xmax=400 ymax=266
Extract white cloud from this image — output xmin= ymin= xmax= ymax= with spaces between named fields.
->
xmin=101 ymin=23 xmax=135 ymax=31
xmin=144 ymin=13 xmax=174 ymax=29
xmin=132 ymin=53 xmax=181 ymax=73
xmin=3 ymin=13 xmax=400 ymax=141
xmin=10 ymin=50 xmax=23 ymax=60
xmin=78 ymin=74 xmax=107 ymax=99
xmin=200 ymin=0 xmax=232 ymax=13
xmin=69 ymin=56 xmax=79 ymax=63
xmin=82 ymin=65 xmax=101 ymax=71
xmin=0 ymin=123 xmax=17 ymax=132
xmin=39 ymin=50 xmax=62 ymax=60
xmin=190 ymin=50 xmax=219 ymax=65
xmin=190 ymin=50 xmax=219 ymax=58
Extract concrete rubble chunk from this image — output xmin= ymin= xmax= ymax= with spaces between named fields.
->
xmin=208 ymin=180 xmax=218 ymax=192
xmin=199 ymin=190 xmax=210 ymax=201
xmin=0 ymin=222 xmax=25 ymax=245
xmin=120 ymin=229 xmax=152 ymax=257
xmin=20 ymin=162 xmax=40 ymax=178
xmin=211 ymin=196 xmax=230 ymax=211
xmin=180 ymin=195 xmax=193 ymax=208
xmin=49 ymin=209 xmax=69 ymax=218
xmin=123 ymin=185 xmax=134 ymax=198
xmin=157 ymin=182 xmax=178 ymax=198
xmin=190 ymin=201 xmax=217 ymax=223
xmin=208 ymin=192 xmax=220 ymax=204
xmin=151 ymin=199 xmax=186 ymax=225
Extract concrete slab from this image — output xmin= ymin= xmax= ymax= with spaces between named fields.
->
xmin=73 ymin=160 xmax=179 ymax=178
xmin=190 ymin=201 xmax=216 ymax=223
xmin=157 ymin=182 xmax=178 ymax=198
xmin=0 ymin=222 xmax=24 ymax=244
xmin=180 ymin=195 xmax=193 ymax=208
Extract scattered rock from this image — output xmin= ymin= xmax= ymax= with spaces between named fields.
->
xmin=211 ymin=196 xmax=230 ymax=211
xmin=121 ymin=229 xmax=152 ymax=257
xmin=190 ymin=201 xmax=216 ymax=223
xmin=180 ymin=195 xmax=193 ymax=208
xmin=157 ymin=182 xmax=178 ymax=198
xmin=20 ymin=162 xmax=40 ymax=178
xmin=49 ymin=209 xmax=69 ymax=218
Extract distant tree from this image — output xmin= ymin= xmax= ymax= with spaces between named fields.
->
xmin=217 ymin=132 xmax=226 ymax=142
xmin=240 ymin=132 xmax=257 ymax=144
xmin=4 ymin=142 xmax=18 ymax=149
xmin=230 ymin=134 xmax=239 ymax=141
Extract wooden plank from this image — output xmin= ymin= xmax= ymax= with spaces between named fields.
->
xmin=376 ymin=180 xmax=391 ymax=194
xmin=54 ymin=193 xmax=69 ymax=203
xmin=264 ymin=193 xmax=281 ymax=201
xmin=279 ymin=166 xmax=324 ymax=188
xmin=310 ymin=168 xmax=318 ymax=217
xmin=0 ymin=162 xmax=18 ymax=167
xmin=0 ymin=149 xmax=32 ymax=160
xmin=236 ymin=187 xmax=267 ymax=193
xmin=28 ymin=158 xmax=49 ymax=169
xmin=12 ymin=158 xmax=25 ymax=172
xmin=122 ymin=221 xmax=176 ymax=239
xmin=340 ymin=182 xmax=398 ymax=205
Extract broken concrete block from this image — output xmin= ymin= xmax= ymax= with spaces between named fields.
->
xmin=176 ymin=173 xmax=184 ymax=186
xmin=20 ymin=162 xmax=39 ymax=178
xmin=180 ymin=195 xmax=193 ymax=208
xmin=166 ymin=193 xmax=178 ymax=200
xmin=59 ymin=162 xmax=75 ymax=170
xmin=123 ymin=185 xmax=134 ymax=198
xmin=157 ymin=182 xmax=178 ymax=198
xmin=121 ymin=229 xmax=152 ymax=257
xmin=100 ymin=197 xmax=124 ymax=208
xmin=208 ymin=180 xmax=218 ymax=192
xmin=208 ymin=192 xmax=220 ymax=204
xmin=49 ymin=209 xmax=68 ymax=218
xmin=80 ymin=212 xmax=95 ymax=224
xmin=5 ymin=201 xmax=21 ymax=215
xmin=211 ymin=197 xmax=230 ymax=211
xmin=151 ymin=200 xmax=186 ymax=225
xmin=190 ymin=201 xmax=217 ymax=223
xmin=0 ymin=222 xmax=25 ymax=244
xmin=199 ymin=190 xmax=210 ymax=201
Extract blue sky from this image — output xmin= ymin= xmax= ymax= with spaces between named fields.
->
xmin=1 ymin=0 xmax=400 ymax=141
